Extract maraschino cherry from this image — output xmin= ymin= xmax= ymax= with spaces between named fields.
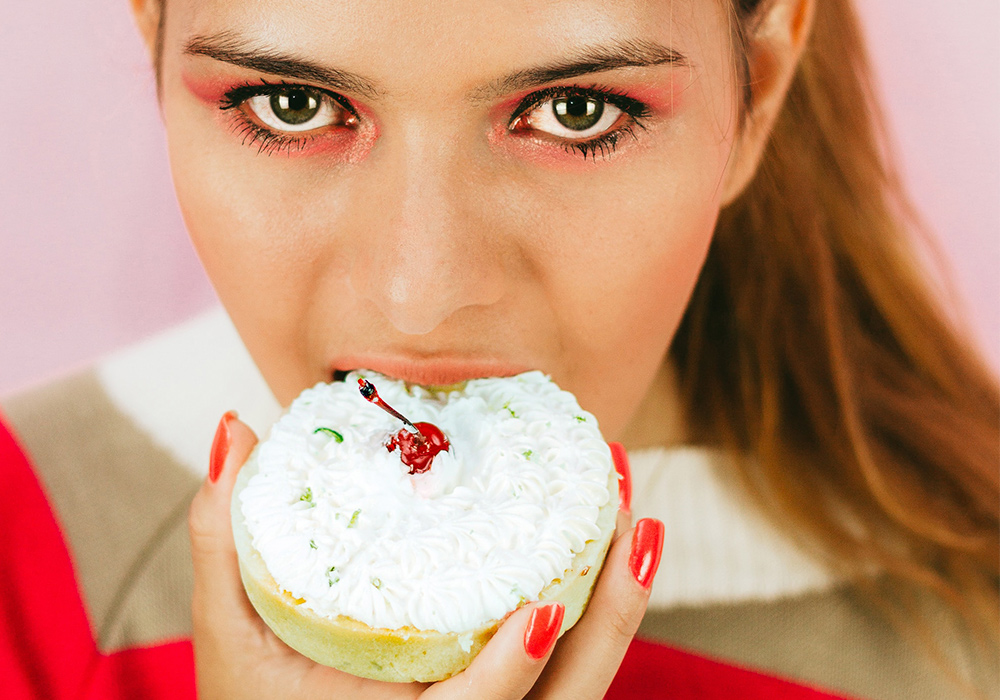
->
xmin=358 ymin=378 xmax=450 ymax=474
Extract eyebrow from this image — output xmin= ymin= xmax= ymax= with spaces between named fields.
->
xmin=184 ymin=32 xmax=380 ymax=98
xmin=183 ymin=33 xmax=686 ymax=102
xmin=471 ymin=40 xmax=687 ymax=100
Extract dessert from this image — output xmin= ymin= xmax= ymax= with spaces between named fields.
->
xmin=231 ymin=370 xmax=618 ymax=682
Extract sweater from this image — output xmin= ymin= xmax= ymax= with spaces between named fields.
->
xmin=1 ymin=308 xmax=991 ymax=699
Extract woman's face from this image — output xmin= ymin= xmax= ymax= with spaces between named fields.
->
xmin=157 ymin=0 xmax=742 ymax=443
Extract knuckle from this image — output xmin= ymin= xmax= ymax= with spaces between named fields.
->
xmin=461 ymin=669 xmax=525 ymax=700
xmin=188 ymin=492 xmax=216 ymax=545
xmin=604 ymin=602 xmax=643 ymax=641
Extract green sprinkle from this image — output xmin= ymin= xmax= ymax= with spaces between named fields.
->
xmin=348 ymin=509 xmax=361 ymax=528
xmin=309 ymin=540 xmax=317 ymax=550
xmin=371 ymin=577 xmax=382 ymax=589
xmin=522 ymin=450 xmax=533 ymax=459
xmin=327 ymin=566 xmax=339 ymax=586
xmin=300 ymin=488 xmax=314 ymax=505
xmin=313 ymin=427 xmax=344 ymax=442
xmin=503 ymin=402 xmax=517 ymax=418
xmin=574 ymin=415 xmax=587 ymax=423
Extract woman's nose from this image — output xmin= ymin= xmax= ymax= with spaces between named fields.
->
xmin=349 ymin=136 xmax=506 ymax=335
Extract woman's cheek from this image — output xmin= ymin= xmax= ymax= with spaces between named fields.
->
xmin=170 ymin=148 xmax=321 ymax=402
xmin=546 ymin=149 xmax=719 ymax=343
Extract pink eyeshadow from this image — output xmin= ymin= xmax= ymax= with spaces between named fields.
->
xmin=181 ymin=71 xmax=235 ymax=104
xmin=180 ymin=70 xmax=379 ymax=162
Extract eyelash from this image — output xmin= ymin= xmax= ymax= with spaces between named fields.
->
xmin=508 ymin=84 xmax=651 ymax=160
xmin=218 ymin=81 xmax=651 ymax=159
xmin=220 ymin=80 xmax=357 ymax=155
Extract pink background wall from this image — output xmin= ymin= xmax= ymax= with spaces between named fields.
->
xmin=1 ymin=1 xmax=997 ymax=397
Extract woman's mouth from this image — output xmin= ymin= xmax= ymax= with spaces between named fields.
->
xmin=330 ymin=357 xmax=534 ymax=390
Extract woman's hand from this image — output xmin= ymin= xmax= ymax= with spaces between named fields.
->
xmin=189 ymin=411 xmax=663 ymax=700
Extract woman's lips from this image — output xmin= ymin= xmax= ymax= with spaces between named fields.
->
xmin=331 ymin=357 xmax=533 ymax=387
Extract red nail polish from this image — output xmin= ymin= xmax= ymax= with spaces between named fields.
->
xmin=209 ymin=411 xmax=237 ymax=483
xmin=628 ymin=518 xmax=664 ymax=589
xmin=609 ymin=442 xmax=631 ymax=513
xmin=523 ymin=602 xmax=565 ymax=660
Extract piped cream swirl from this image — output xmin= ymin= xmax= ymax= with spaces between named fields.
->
xmin=239 ymin=371 xmax=612 ymax=633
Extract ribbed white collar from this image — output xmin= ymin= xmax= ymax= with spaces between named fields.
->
xmin=96 ymin=307 xmax=836 ymax=608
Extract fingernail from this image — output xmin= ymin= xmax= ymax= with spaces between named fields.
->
xmin=209 ymin=410 xmax=238 ymax=483
xmin=523 ymin=602 xmax=565 ymax=660
xmin=609 ymin=442 xmax=631 ymax=514
xmin=628 ymin=518 xmax=664 ymax=589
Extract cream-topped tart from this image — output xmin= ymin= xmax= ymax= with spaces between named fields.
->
xmin=232 ymin=370 xmax=618 ymax=682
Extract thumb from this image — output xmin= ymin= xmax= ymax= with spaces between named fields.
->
xmin=189 ymin=411 xmax=259 ymax=626
xmin=424 ymin=601 xmax=564 ymax=700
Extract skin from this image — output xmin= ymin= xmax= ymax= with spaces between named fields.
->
xmin=130 ymin=0 xmax=813 ymax=697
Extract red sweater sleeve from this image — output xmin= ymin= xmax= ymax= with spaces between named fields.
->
xmin=610 ymin=639 xmax=858 ymax=699
xmin=0 ymin=413 xmax=195 ymax=700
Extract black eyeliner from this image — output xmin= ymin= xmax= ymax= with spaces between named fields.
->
xmin=219 ymin=79 xmax=359 ymax=119
xmin=217 ymin=80 xmax=650 ymax=160
xmin=507 ymin=84 xmax=651 ymax=129
xmin=508 ymin=84 xmax=652 ymax=161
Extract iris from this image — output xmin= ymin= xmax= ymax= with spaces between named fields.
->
xmin=553 ymin=96 xmax=604 ymax=131
xmin=269 ymin=89 xmax=321 ymax=125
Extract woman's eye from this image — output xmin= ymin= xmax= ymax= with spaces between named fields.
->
xmin=519 ymin=95 xmax=624 ymax=139
xmin=245 ymin=88 xmax=354 ymax=133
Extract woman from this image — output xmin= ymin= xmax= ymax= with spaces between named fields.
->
xmin=1 ymin=0 xmax=996 ymax=698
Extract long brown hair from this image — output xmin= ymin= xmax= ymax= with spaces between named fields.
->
xmin=673 ymin=0 xmax=999 ymax=691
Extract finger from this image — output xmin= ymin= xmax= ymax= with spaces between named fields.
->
xmin=609 ymin=442 xmax=632 ymax=537
xmin=527 ymin=518 xmax=664 ymax=699
xmin=424 ymin=601 xmax=565 ymax=700
xmin=189 ymin=415 xmax=427 ymax=700
xmin=189 ymin=411 xmax=259 ymax=626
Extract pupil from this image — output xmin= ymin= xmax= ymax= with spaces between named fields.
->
xmin=566 ymin=96 xmax=590 ymax=117
xmin=270 ymin=90 xmax=320 ymax=125
xmin=287 ymin=91 xmax=309 ymax=111
xmin=553 ymin=96 xmax=604 ymax=131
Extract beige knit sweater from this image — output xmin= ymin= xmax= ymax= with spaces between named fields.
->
xmin=3 ymin=308 xmax=994 ymax=699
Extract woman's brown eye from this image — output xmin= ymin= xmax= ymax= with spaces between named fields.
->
xmin=246 ymin=89 xmax=352 ymax=133
xmin=270 ymin=90 xmax=321 ymax=125
xmin=521 ymin=95 xmax=623 ymax=140
xmin=553 ymin=96 xmax=604 ymax=131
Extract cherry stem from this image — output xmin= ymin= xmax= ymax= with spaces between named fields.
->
xmin=358 ymin=378 xmax=424 ymax=437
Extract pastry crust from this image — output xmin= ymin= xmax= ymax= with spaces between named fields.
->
xmin=232 ymin=447 xmax=619 ymax=682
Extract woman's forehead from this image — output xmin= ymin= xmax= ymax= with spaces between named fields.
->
xmin=166 ymin=0 xmax=723 ymax=94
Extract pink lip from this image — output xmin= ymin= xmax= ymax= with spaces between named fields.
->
xmin=332 ymin=356 xmax=533 ymax=387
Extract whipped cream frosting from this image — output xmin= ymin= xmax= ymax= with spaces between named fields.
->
xmin=239 ymin=371 xmax=613 ymax=634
